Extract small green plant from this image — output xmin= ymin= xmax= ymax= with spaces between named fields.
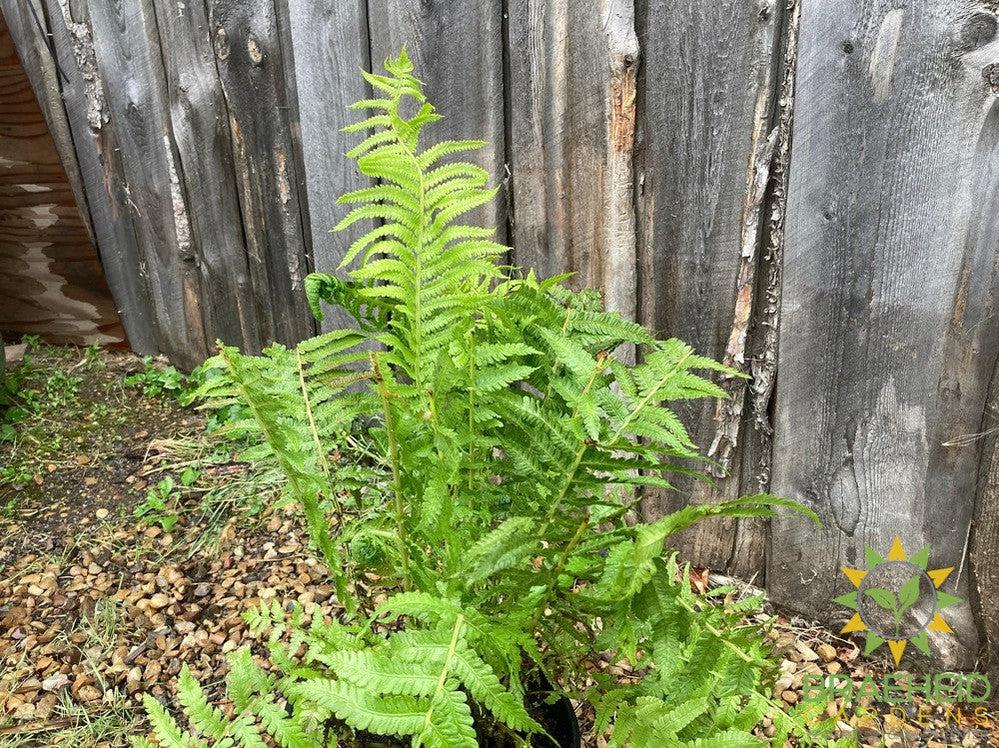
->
xmin=0 ymin=367 xmax=37 ymax=442
xmin=43 ymin=369 xmax=81 ymax=408
xmin=132 ymin=472 xmax=196 ymax=532
xmin=144 ymin=51 xmax=835 ymax=747
xmin=124 ymin=356 xmax=186 ymax=398
xmin=82 ymin=341 xmax=105 ymax=369
xmin=0 ymin=341 xmax=42 ymax=442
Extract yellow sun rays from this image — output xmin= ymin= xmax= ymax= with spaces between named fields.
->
xmin=836 ymin=536 xmax=960 ymax=666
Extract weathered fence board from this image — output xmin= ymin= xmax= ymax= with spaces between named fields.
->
xmin=973 ymin=380 xmax=999 ymax=679
xmin=29 ymin=0 xmax=159 ymax=353
xmin=505 ymin=0 xmax=639 ymax=322
xmin=151 ymin=0 xmax=262 ymax=353
xmin=86 ymin=0 xmax=206 ymax=368
xmin=280 ymin=0 xmax=371 ymax=331
xmin=634 ymin=0 xmax=786 ymax=575
xmin=207 ymin=0 xmax=314 ymax=348
xmin=367 ymin=0 xmax=507 ymax=238
xmin=769 ymin=0 xmax=999 ymax=667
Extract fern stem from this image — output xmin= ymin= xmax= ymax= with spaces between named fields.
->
xmin=219 ymin=347 xmax=341 ymax=577
xmin=542 ymin=305 xmax=577 ymax=403
xmin=372 ymin=352 xmax=412 ymax=591
xmin=674 ymin=596 xmax=755 ymax=664
xmin=421 ymin=613 xmax=465 ymax=740
xmin=540 ymin=354 xmax=606 ymax=530
xmin=609 ymin=352 xmax=692 ymax=443
xmin=528 ymin=516 xmax=590 ymax=632
xmin=528 ymin=355 xmax=610 ymax=631
xmin=295 ymin=349 xmax=344 ymax=530
xmin=466 ymin=332 xmax=476 ymax=490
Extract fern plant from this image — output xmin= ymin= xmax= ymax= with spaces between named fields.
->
xmin=146 ymin=49 xmax=841 ymax=747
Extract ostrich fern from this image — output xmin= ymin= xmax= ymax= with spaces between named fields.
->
xmin=155 ymin=49 xmax=837 ymax=747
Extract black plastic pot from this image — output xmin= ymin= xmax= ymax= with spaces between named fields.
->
xmin=530 ymin=691 xmax=581 ymax=748
xmin=481 ymin=677 xmax=580 ymax=748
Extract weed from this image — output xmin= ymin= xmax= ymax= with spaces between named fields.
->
xmin=133 ymin=476 xmax=181 ymax=532
xmin=124 ymin=356 xmax=186 ymax=399
xmin=42 ymin=369 xmax=81 ymax=408
xmin=81 ymin=342 xmax=105 ymax=370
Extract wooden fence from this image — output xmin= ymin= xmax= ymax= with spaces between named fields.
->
xmin=2 ymin=0 xmax=998 ymax=671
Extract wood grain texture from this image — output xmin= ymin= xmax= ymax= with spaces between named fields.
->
xmin=150 ymin=0 xmax=263 ymax=353
xmin=28 ymin=0 xmax=158 ymax=353
xmin=506 ymin=0 xmax=639 ymax=322
xmin=770 ymin=0 xmax=999 ymax=667
xmin=366 ymin=0 xmax=506 ymax=240
xmin=0 ymin=11 xmax=122 ymax=344
xmin=0 ymin=0 xmax=93 ymax=245
xmin=85 ymin=0 xmax=206 ymax=367
xmin=279 ymin=0 xmax=371 ymax=332
xmin=634 ymin=0 xmax=784 ymax=572
xmin=972 ymin=379 xmax=999 ymax=676
xmin=208 ymin=0 xmax=313 ymax=348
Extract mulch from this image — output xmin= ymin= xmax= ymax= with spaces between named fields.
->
xmin=0 ymin=347 xmax=996 ymax=747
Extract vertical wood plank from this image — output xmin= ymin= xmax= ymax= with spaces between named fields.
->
xmin=278 ymin=0 xmax=371 ymax=331
xmin=366 ymin=0 xmax=506 ymax=239
xmin=207 ymin=0 xmax=313 ymax=347
xmin=634 ymin=0 xmax=784 ymax=573
xmin=972 ymin=382 xmax=999 ymax=676
xmin=37 ymin=0 xmax=159 ymax=354
xmin=505 ymin=0 xmax=639 ymax=322
xmin=85 ymin=0 xmax=206 ymax=368
xmin=150 ymin=0 xmax=263 ymax=352
xmin=770 ymin=0 xmax=999 ymax=667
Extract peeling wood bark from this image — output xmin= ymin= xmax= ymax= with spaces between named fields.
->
xmin=635 ymin=0 xmax=785 ymax=573
xmin=769 ymin=0 xmax=999 ymax=668
xmin=750 ymin=0 xmax=800 ymax=496
xmin=506 ymin=0 xmax=639 ymax=329
xmin=727 ymin=0 xmax=803 ymax=578
xmin=38 ymin=0 xmax=157 ymax=353
xmin=706 ymin=127 xmax=778 ymax=476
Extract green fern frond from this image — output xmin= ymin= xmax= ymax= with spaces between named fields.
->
xmin=177 ymin=48 xmax=830 ymax=748
xmin=290 ymin=679 xmax=427 ymax=737
xmin=141 ymin=692 xmax=205 ymax=748
xmin=177 ymin=665 xmax=229 ymax=739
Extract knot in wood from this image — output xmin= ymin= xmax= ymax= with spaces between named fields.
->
xmin=959 ymin=13 xmax=998 ymax=51
xmin=213 ymin=27 xmax=230 ymax=61
xmin=985 ymin=63 xmax=999 ymax=92
xmin=247 ymin=36 xmax=264 ymax=65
